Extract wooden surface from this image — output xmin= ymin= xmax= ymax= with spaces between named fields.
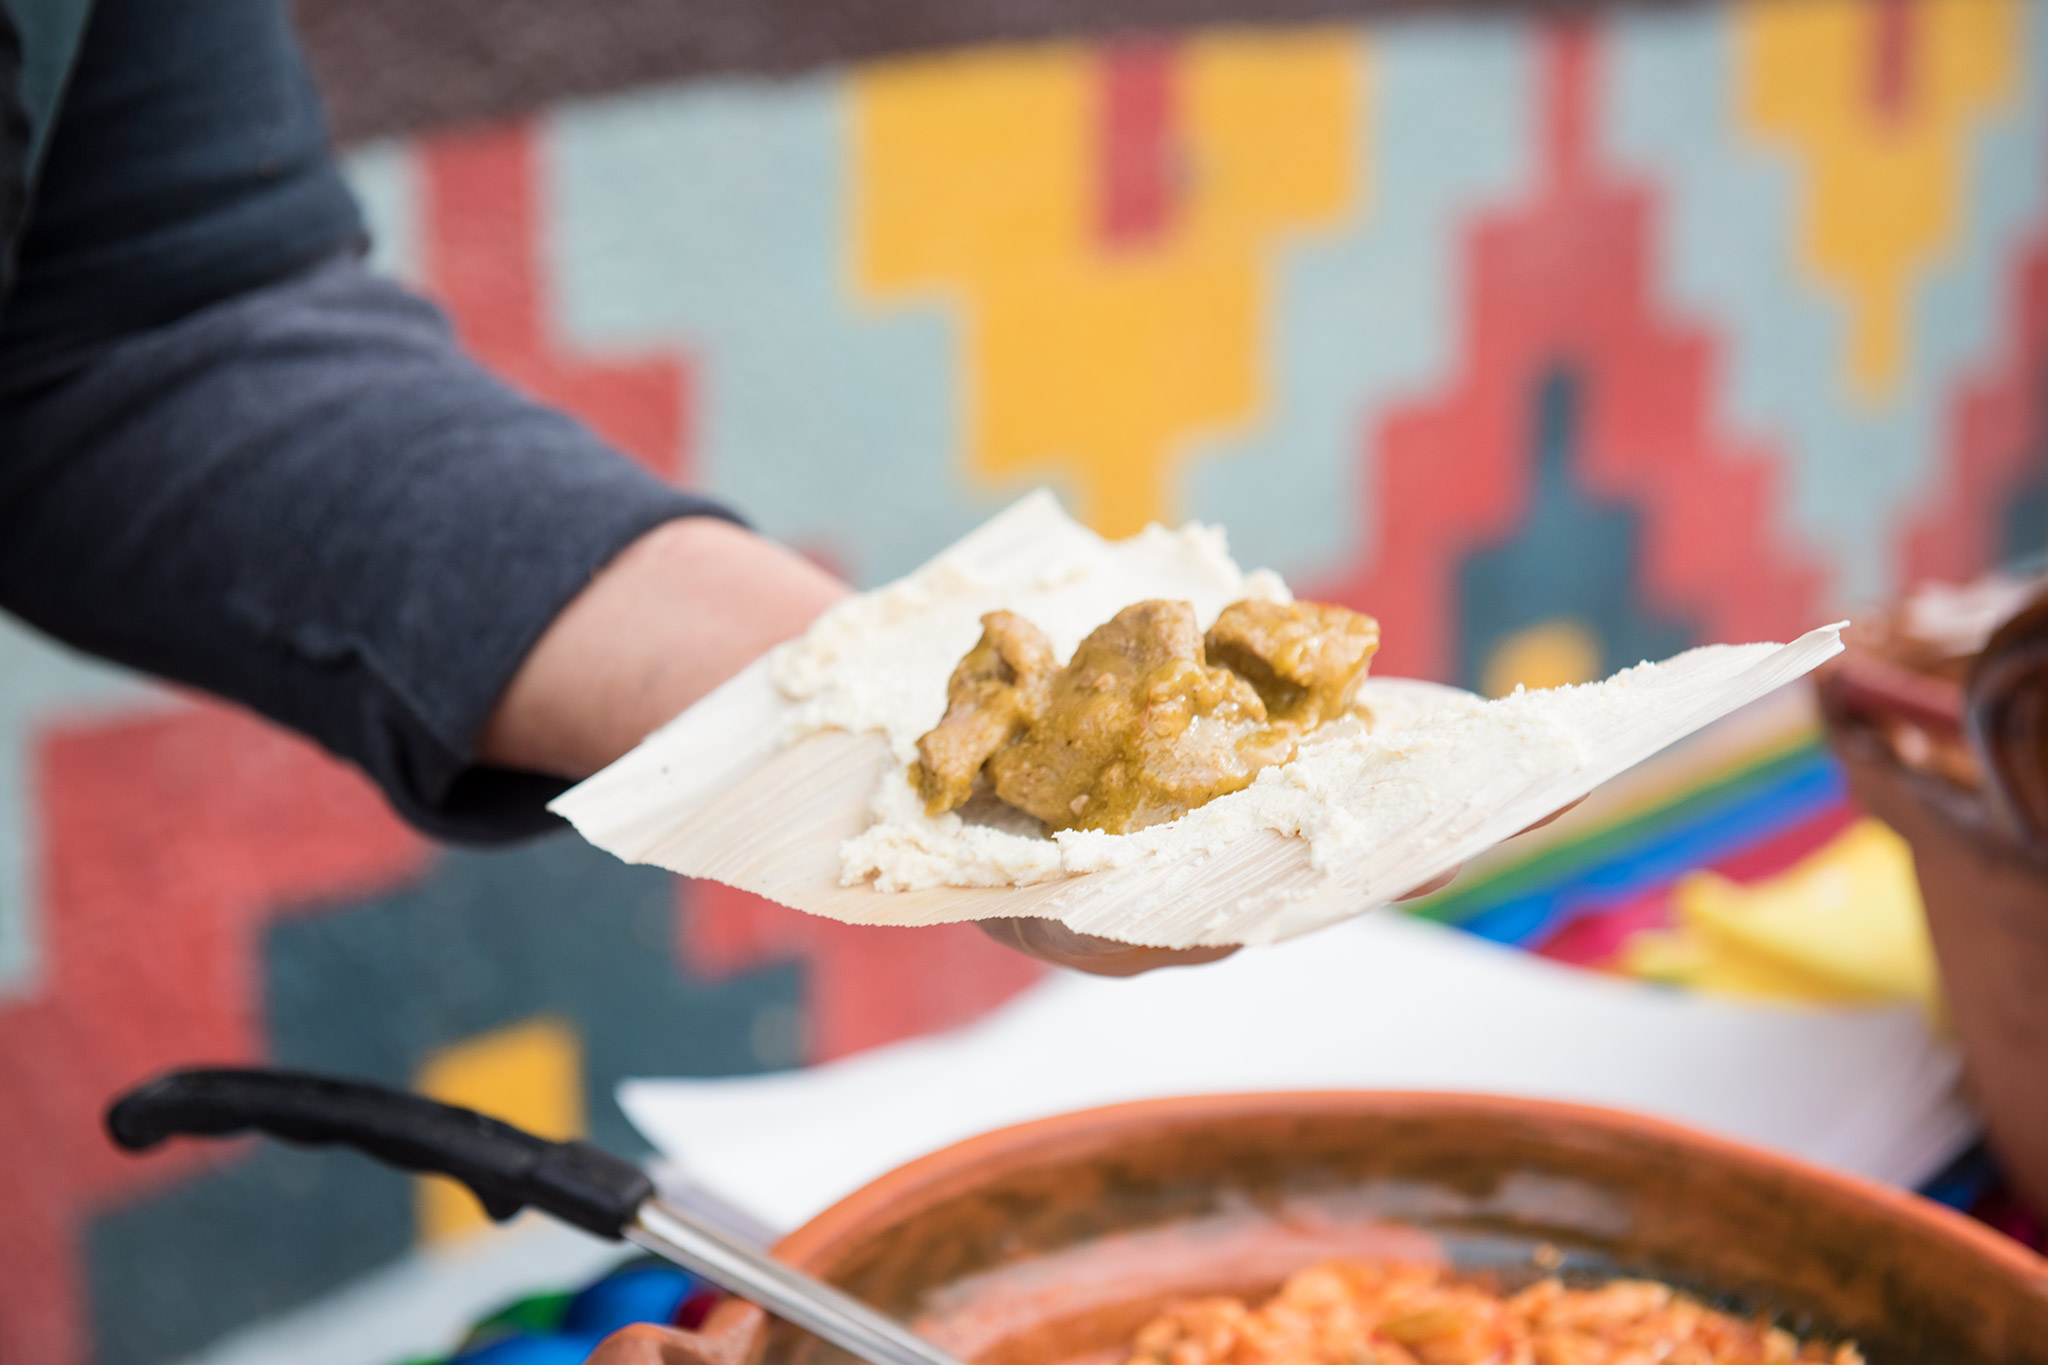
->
xmin=298 ymin=0 xmax=1633 ymax=145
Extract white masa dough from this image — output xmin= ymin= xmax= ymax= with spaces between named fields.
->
xmin=766 ymin=518 xmax=1787 ymax=895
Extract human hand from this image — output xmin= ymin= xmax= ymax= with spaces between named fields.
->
xmin=976 ymin=917 xmax=1240 ymax=976
xmin=983 ymin=795 xmax=1587 ymax=976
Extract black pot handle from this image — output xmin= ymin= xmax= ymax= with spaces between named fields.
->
xmin=106 ymin=1067 xmax=652 ymax=1239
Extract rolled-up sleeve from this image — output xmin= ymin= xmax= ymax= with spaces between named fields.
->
xmin=0 ymin=252 xmax=735 ymax=841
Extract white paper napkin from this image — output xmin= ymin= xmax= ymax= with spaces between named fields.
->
xmin=621 ymin=914 xmax=1974 ymax=1233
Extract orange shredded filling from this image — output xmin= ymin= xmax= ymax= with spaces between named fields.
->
xmin=1118 ymin=1260 xmax=1863 ymax=1365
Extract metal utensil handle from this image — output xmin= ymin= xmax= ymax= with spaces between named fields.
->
xmin=630 ymin=1200 xmax=964 ymax=1365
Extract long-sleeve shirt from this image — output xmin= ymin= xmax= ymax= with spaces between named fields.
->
xmin=0 ymin=0 xmax=733 ymax=840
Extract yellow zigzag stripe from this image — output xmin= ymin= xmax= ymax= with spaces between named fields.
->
xmin=415 ymin=1016 xmax=585 ymax=1245
xmin=853 ymin=34 xmax=1361 ymax=536
xmin=1739 ymin=0 xmax=2020 ymax=401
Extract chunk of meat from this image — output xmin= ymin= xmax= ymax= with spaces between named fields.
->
xmin=914 ymin=611 xmax=1056 ymax=815
xmin=986 ymin=600 xmax=1297 ymax=834
xmin=1204 ymin=598 xmax=1381 ymax=727
xmin=911 ymin=595 xmax=1383 ymax=835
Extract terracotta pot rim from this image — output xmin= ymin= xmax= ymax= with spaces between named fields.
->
xmin=770 ymin=1089 xmax=2048 ymax=1292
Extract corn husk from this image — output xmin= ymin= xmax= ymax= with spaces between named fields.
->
xmin=551 ymin=494 xmax=1843 ymax=948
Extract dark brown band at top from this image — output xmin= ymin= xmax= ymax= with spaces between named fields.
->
xmin=294 ymin=0 xmax=1616 ymax=146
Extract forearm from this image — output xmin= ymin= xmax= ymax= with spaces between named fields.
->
xmin=480 ymin=516 xmax=848 ymax=778
xmin=0 ymin=252 xmax=749 ymax=840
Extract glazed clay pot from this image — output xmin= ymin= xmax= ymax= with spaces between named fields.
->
xmin=1834 ymin=743 xmax=2048 ymax=1218
xmin=587 ymin=1093 xmax=2048 ymax=1365
xmin=1821 ymin=590 xmax=2048 ymax=1216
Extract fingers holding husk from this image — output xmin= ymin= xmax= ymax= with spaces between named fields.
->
xmin=982 ymin=794 xmax=1587 ymax=967
xmin=1394 ymin=796 xmax=1585 ymax=903
xmin=1519 ymin=795 xmax=1586 ymax=835
xmin=1395 ymin=868 xmax=1460 ymax=901
xmin=978 ymin=917 xmax=1239 ymax=977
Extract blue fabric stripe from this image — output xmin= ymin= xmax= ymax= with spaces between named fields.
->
xmin=1455 ymin=753 xmax=1847 ymax=946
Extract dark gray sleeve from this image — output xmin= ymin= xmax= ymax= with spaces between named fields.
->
xmin=0 ymin=252 xmax=737 ymax=842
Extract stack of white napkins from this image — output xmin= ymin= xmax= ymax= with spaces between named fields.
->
xmin=622 ymin=914 xmax=1973 ymax=1234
